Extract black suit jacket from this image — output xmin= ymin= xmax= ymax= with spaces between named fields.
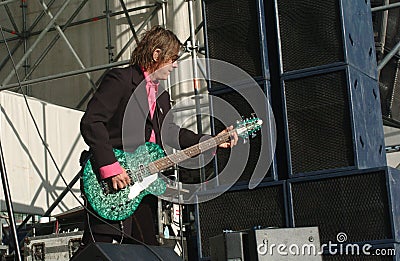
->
xmin=80 ymin=64 xmax=203 ymax=170
xmin=79 ymin=65 xmax=204 ymax=238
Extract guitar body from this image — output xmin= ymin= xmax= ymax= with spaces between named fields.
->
xmin=82 ymin=142 xmax=167 ymax=221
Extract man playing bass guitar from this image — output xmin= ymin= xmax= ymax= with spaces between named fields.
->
xmin=75 ymin=26 xmax=238 ymax=255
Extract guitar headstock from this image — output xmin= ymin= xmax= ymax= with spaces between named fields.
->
xmin=235 ymin=117 xmax=263 ymax=139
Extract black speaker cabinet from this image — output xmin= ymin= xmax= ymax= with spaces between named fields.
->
xmin=270 ymin=0 xmax=377 ymax=79
xmin=195 ymin=181 xmax=288 ymax=259
xmin=282 ymin=65 xmax=386 ymax=177
xmin=72 ymin=242 xmax=181 ymax=261
xmin=288 ymin=166 xmax=400 ymax=246
xmin=202 ymin=0 xmax=269 ymax=83
xmin=264 ymin=0 xmax=385 ymax=177
xmin=209 ymin=83 xmax=278 ymax=184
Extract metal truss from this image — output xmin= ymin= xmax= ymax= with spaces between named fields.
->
xmin=0 ymin=0 xmax=164 ymax=109
xmin=372 ymin=0 xmax=400 ymax=125
xmin=372 ymin=1 xmax=400 ymax=71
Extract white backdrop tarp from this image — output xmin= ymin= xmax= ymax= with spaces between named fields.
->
xmin=0 ymin=90 xmax=86 ymax=216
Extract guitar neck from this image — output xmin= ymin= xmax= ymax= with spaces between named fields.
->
xmin=149 ymin=130 xmax=235 ymax=173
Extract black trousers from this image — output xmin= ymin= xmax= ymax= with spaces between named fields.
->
xmin=71 ymin=196 xmax=158 ymax=260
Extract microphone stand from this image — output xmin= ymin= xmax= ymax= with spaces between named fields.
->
xmin=0 ymin=141 xmax=22 ymax=261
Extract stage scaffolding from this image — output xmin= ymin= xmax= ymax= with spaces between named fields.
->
xmin=0 ymin=1 xmax=205 ymax=259
xmin=0 ymin=0 xmax=399 ymax=259
xmin=0 ymin=0 xmax=167 ymax=110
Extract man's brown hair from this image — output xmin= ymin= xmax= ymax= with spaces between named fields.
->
xmin=130 ymin=26 xmax=182 ymax=72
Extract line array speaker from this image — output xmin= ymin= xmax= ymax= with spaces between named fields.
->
xmin=209 ymin=83 xmax=277 ymax=184
xmin=288 ymin=167 xmax=400 ymax=246
xmin=202 ymin=0 xmax=269 ymax=83
xmin=282 ymin=65 xmax=386 ymax=176
xmin=264 ymin=0 xmax=386 ymax=177
xmin=271 ymin=0 xmax=377 ymax=78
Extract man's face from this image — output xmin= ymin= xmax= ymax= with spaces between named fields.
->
xmin=153 ymin=58 xmax=178 ymax=81
xmin=151 ymin=49 xmax=180 ymax=81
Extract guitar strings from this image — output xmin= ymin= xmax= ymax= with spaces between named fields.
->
xmin=0 ymin=25 xmax=164 ymax=261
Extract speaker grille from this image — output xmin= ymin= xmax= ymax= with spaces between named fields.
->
xmin=284 ymin=69 xmax=354 ymax=174
xmin=212 ymin=88 xmax=272 ymax=183
xmin=204 ymin=0 xmax=262 ymax=77
xmin=291 ymin=171 xmax=392 ymax=244
xmin=277 ymin=0 xmax=344 ymax=72
xmin=197 ymin=184 xmax=286 ymax=258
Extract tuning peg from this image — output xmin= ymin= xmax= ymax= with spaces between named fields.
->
xmin=251 ymin=133 xmax=257 ymax=139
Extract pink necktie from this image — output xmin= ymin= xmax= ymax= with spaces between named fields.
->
xmin=148 ymin=85 xmax=157 ymax=119
xmin=148 ymin=84 xmax=157 ymax=143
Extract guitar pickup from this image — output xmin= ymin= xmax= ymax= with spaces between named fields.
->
xmin=126 ymin=169 xmax=135 ymax=185
xmin=101 ymin=169 xmax=135 ymax=195
xmin=100 ymin=180 xmax=113 ymax=195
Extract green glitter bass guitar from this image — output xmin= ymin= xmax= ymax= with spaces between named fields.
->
xmin=82 ymin=118 xmax=263 ymax=221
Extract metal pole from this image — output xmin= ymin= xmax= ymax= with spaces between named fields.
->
xmin=0 ymin=0 xmax=19 ymax=6
xmin=37 ymin=0 xmax=97 ymax=92
xmin=0 ymin=141 xmax=22 ymax=261
xmin=187 ymin=0 xmax=202 ymax=134
xmin=160 ymin=0 xmax=167 ymax=28
xmin=17 ymin=170 xmax=82 ymax=248
xmin=22 ymin=0 xmax=90 ymax=82
xmin=0 ymin=39 xmax=20 ymax=72
xmin=27 ymin=0 xmax=58 ymax=33
xmin=3 ymin=3 xmax=19 ymax=34
xmin=43 ymin=172 xmax=82 ymax=217
xmin=377 ymin=0 xmax=389 ymax=79
xmin=21 ymin=0 xmax=30 ymax=95
xmin=186 ymin=0 xmax=206 ymax=187
xmin=75 ymin=5 xmax=161 ymax=109
xmin=371 ymin=2 xmax=400 ymax=12
xmin=119 ymin=0 xmax=139 ymax=44
xmin=0 ymin=60 xmax=129 ymax=91
xmin=3 ymin=5 xmax=19 ymax=33
xmin=2 ymin=0 xmax=75 ymax=86
xmin=0 ymin=0 xmax=57 ymax=72
xmin=105 ymin=0 xmax=114 ymax=63
xmin=0 ymin=4 xmax=158 ymax=44
xmin=377 ymin=40 xmax=400 ymax=71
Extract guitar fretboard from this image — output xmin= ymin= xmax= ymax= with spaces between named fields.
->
xmin=148 ymin=130 xmax=235 ymax=174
